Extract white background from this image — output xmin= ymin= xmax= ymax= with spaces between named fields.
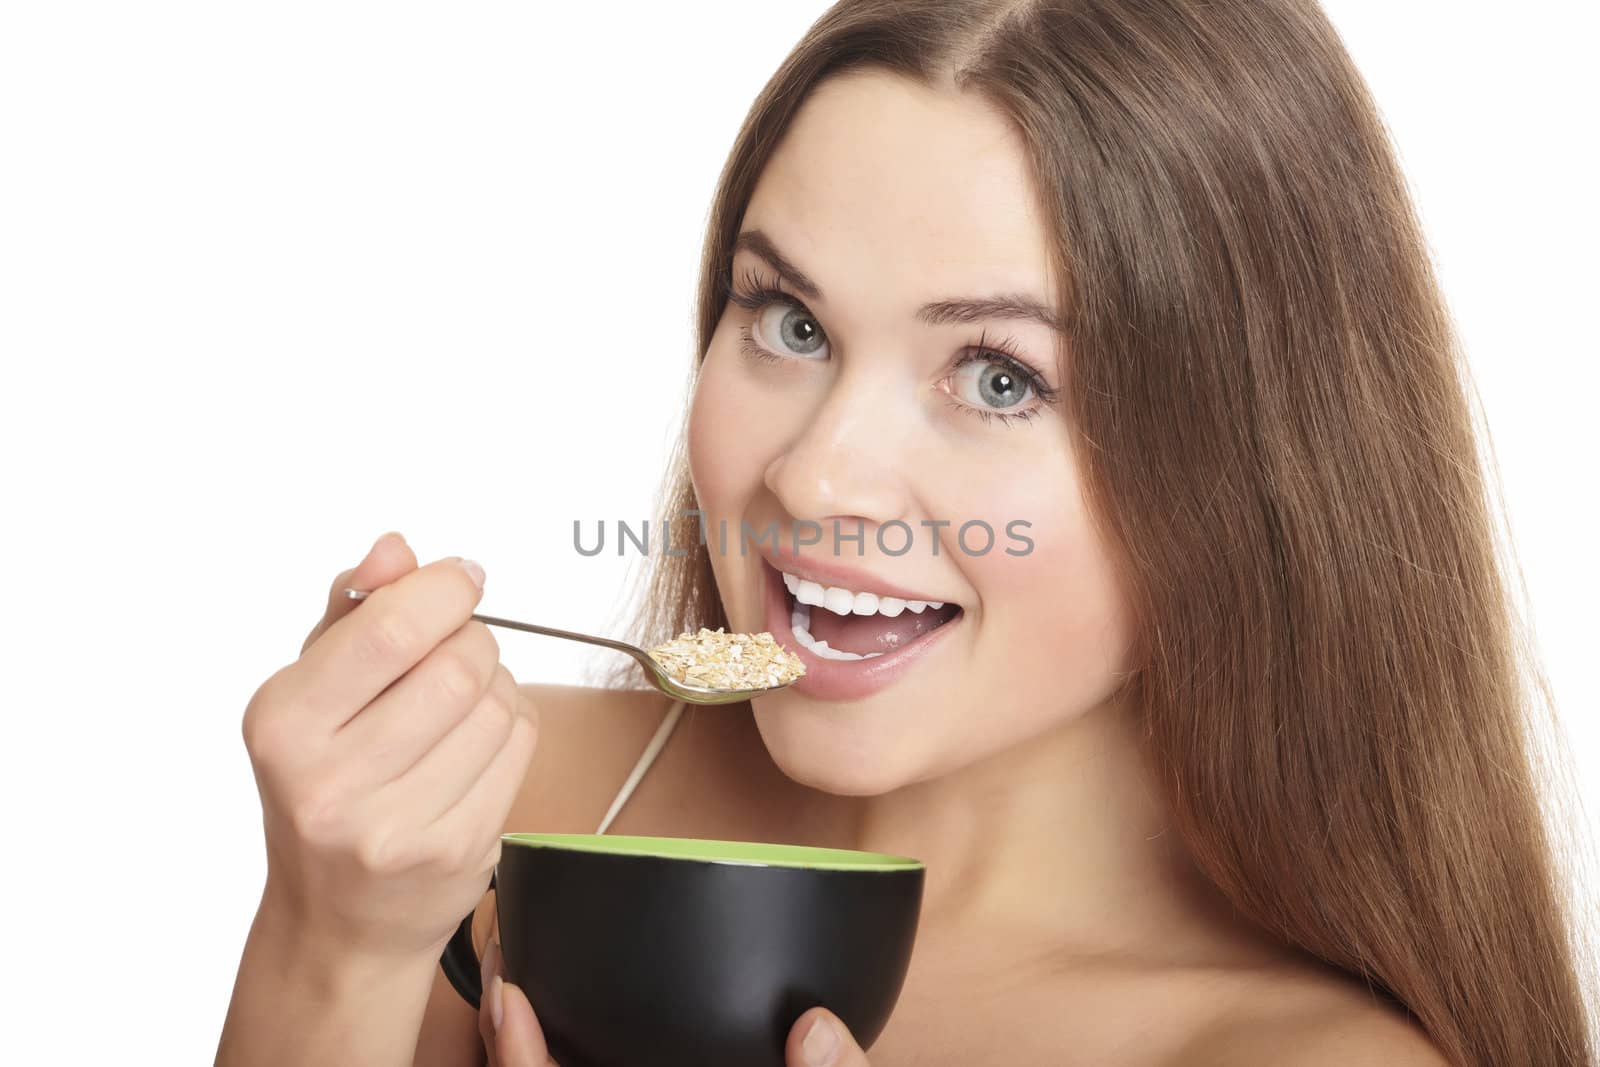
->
xmin=2 ymin=2 xmax=1594 ymax=1060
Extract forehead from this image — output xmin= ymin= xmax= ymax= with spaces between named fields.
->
xmin=740 ymin=69 xmax=1055 ymax=306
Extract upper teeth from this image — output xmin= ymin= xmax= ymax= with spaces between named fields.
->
xmin=781 ymin=571 xmax=944 ymax=616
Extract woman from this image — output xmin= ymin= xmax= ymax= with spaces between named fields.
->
xmin=218 ymin=1 xmax=1596 ymax=1064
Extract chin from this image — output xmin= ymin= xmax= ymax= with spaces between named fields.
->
xmin=749 ymin=692 xmax=921 ymax=797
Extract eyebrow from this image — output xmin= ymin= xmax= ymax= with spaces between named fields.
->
xmin=732 ymin=228 xmax=1069 ymax=334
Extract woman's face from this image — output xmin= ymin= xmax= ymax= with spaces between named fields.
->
xmin=688 ymin=70 xmax=1134 ymax=794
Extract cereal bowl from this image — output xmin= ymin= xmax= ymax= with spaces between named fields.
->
xmin=440 ymin=832 xmax=924 ymax=1067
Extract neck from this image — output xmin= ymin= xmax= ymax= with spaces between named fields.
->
xmin=814 ymin=695 xmax=1282 ymax=968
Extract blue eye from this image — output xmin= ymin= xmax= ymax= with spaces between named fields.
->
xmin=725 ymin=267 xmax=1055 ymax=427
xmin=950 ymin=358 xmax=1034 ymax=409
xmin=754 ymin=302 xmax=828 ymax=359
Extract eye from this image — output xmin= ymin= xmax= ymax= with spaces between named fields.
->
xmin=753 ymin=302 xmax=828 ymax=360
xmin=949 ymin=357 xmax=1034 ymax=410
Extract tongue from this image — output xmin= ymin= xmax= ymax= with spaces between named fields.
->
xmin=806 ymin=602 xmax=959 ymax=655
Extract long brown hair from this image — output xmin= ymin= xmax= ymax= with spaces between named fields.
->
xmin=616 ymin=2 xmax=1597 ymax=1062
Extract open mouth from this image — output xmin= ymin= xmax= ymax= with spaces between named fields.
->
xmin=758 ymin=553 xmax=964 ymax=699
xmin=752 ymin=556 xmax=960 ymax=703
xmin=782 ymin=570 xmax=962 ymax=660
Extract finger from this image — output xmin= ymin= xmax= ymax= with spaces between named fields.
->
xmin=329 ymin=621 xmax=501 ymax=789
xmin=495 ymin=980 xmax=556 ymax=1066
xmin=424 ymin=693 xmax=537 ymax=865
xmin=286 ymin=554 xmax=487 ymax=728
xmin=362 ymin=664 xmax=524 ymax=831
xmin=301 ymin=531 xmax=418 ymax=655
xmin=787 ymin=1007 xmax=869 ymax=1067
xmin=479 ymin=938 xmax=503 ymax=1067
xmin=479 ymin=938 xmax=558 ymax=1066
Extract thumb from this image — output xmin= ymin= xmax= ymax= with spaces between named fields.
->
xmin=300 ymin=530 xmax=418 ymax=654
xmin=489 ymin=978 xmax=559 ymax=1065
xmin=787 ymin=1007 xmax=871 ymax=1067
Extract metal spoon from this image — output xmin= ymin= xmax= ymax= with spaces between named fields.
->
xmin=341 ymin=588 xmax=793 ymax=705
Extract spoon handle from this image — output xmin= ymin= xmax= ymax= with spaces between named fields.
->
xmin=341 ymin=589 xmax=649 ymax=662
xmin=467 ymin=612 xmax=648 ymax=660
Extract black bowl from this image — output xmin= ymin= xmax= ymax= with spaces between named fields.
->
xmin=440 ymin=832 xmax=924 ymax=1067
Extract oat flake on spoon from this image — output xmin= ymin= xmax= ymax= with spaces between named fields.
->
xmin=648 ymin=627 xmax=805 ymax=692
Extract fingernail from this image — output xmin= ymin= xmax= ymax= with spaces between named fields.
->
xmin=458 ymin=558 xmax=486 ymax=589
xmin=490 ymin=975 xmax=505 ymax=1031
xmin=803 ymin=1016 xmax=839 ymax=1066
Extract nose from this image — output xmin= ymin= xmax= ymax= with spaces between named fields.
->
xmin=763 ymin=371 xmax=912 ymax=530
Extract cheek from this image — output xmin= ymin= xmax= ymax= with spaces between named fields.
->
xmin=686 ymin=328 xmax=775 ymax=515
xmin=961 ymin=460 xmax=1135 ymax=699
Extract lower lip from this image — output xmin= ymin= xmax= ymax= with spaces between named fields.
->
xmin=760 ymin=559 xmax=962 ymax=702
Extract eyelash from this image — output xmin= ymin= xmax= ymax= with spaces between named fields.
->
xmin=722 ymin=267 xmax=1060 ymax=425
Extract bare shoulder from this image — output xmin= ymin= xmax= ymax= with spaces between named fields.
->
xmin=518 ymin=680 xmax=670 ymax=744
xmin=1179 ymin=973 xmax=1451 ymax=1066
xmin=509 ymin=682 xmax=676 ymax=834
xmin=1187 ymin=1006 xmax=1450 ymax=1066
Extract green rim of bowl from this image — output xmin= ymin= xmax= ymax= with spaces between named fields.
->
xmin=501 ymin=832 xmax=922 ymax=871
